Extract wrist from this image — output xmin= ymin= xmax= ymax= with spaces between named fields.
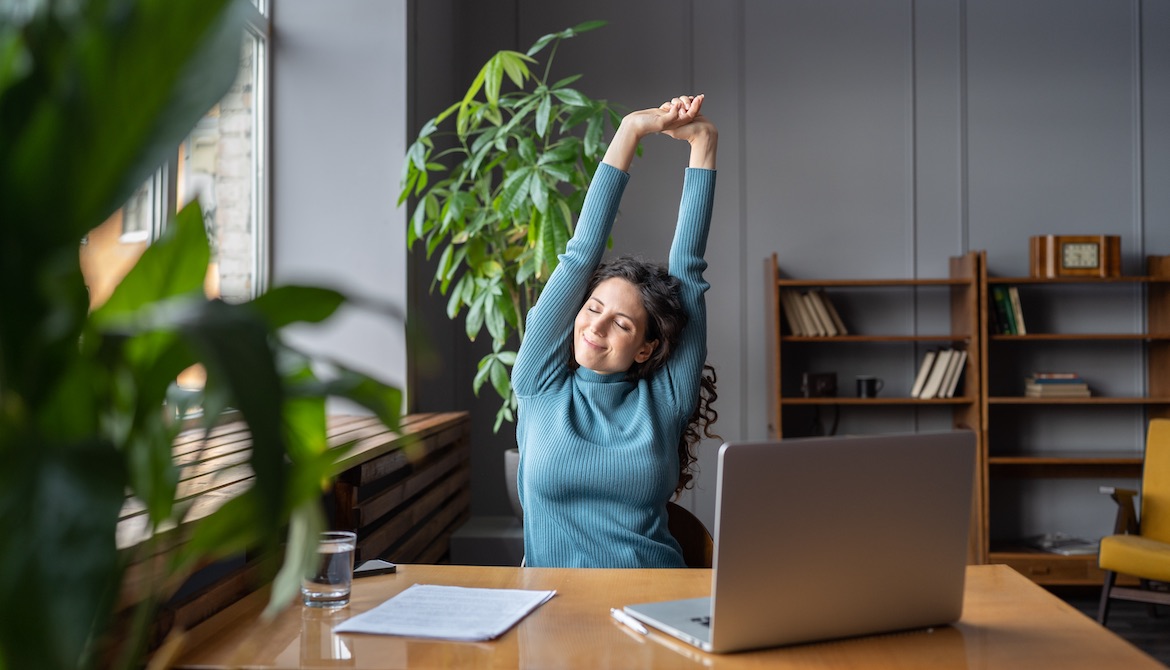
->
xmin=688 ymin=131 xmax=718 ymax=170
xmin=616 ymin=115 xmax=653 ymax=142
xmin=602 ymin=123 xmax=642 ymax=172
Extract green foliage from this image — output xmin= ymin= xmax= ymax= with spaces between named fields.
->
xmin=401 ymin=20 xmax=620 ymax=431
xmin=0 ymin=2 xmax=402 ymax=668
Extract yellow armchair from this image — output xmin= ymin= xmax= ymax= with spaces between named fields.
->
xmin=1098 ymin=418 xmax=1170 ymax=625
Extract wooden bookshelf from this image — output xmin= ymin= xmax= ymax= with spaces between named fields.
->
xmin=980 ymin=254 xmax=1170 ymax=584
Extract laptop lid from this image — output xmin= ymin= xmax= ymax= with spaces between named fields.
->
xmin=626 ymin=430 xmax=976 ymax=653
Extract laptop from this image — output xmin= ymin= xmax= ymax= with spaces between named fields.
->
xmin=623 ymin=430 xmax=976 ymax=653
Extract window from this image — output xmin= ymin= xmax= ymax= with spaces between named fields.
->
xmin=81 ymin=3 xmax=268 ymax=309
xmin=80 ymin=2 xmax=269 ymax=408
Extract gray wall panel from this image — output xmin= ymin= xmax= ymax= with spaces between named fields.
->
xmin=746 ymin=0 xmax=916 ymax=281
xmin=965 ymin=0 xmax=1140 ymax=276
xmin=1145 ymin=0 xmax=1170 ymax=252
xmin=913 ymin=0 xmax=964 ymax=274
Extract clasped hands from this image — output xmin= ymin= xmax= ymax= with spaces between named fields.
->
xmin=604 ymin=93 xmax=717 ymax=171
xmin=623 ymin=94 xmax=715 ymax=143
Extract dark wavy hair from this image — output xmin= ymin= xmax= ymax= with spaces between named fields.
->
xmin=576 ymin=256 xmax=720 ymax=496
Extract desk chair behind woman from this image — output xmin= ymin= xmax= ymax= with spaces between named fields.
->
xmin=513 ymin=94 xmax=719 ymax=568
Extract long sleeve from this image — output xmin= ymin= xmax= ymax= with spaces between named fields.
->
xmin=512 ymin=163 xmax=629 ymax=398
xmin=655 ymin=167 xmax=717 ymax=420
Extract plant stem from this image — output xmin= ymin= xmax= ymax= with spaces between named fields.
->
xmin=541 ymin=38 xmax=560 ymax=85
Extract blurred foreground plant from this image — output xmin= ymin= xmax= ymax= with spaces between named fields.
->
xmin=0 ymin=2 xmax=401 ymax=668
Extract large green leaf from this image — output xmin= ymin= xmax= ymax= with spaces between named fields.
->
xmin=248 ymin=285 xmax=347 ymax=329
xmin=91 ymin=202 xmax=210 ymax=325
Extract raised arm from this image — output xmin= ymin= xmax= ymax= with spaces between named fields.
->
xmin=660 ymin=96 xmax=718 ymax=414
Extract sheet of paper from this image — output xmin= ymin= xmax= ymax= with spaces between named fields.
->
xmin=332 ymin=584 xmax=556 ymax=641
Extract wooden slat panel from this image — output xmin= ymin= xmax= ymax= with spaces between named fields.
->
xmin=357 ymin=465 xmax=471 ymax=562
xmin=392 ymin=489 xmax=472 ymax=563
xmin=350 ymin=444 xmax=468 ymax=526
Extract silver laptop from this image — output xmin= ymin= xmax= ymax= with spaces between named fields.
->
xmin=623 ymin=430 xmax=976 ymax=653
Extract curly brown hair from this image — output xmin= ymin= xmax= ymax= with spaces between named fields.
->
xmin=578 ymin=256 xmax=720 ymax=496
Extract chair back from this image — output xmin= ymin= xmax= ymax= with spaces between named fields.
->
xmin=666 ymin=501 xmax=714 ymax=568
xmin=1142 ymin=419 xmax=1170 ymax=542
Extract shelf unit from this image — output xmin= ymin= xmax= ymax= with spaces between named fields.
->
xmin=980 ymin=255 xmax=1170 ymax=585
xmin=765 ymin=251 xmax=983 ymax=561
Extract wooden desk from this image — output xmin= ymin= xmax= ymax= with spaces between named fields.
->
xmin=171 ymin=564 xmax=1160 ymax=669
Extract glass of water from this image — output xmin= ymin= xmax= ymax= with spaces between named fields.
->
xmin=302 ymin=530 xmax=357 ymax=608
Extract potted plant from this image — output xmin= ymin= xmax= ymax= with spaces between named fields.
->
xmin=0 ymin=2 xmax=401 ymax=668
xmin=400 ymin=20 xmax=622 ymax=432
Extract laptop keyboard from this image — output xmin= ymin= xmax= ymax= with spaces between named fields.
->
xmin=690 ymin=616 xmax=711 ymax=628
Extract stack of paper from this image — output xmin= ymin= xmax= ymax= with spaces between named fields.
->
xmin=333 ymin=584 xmax=556 ymax=641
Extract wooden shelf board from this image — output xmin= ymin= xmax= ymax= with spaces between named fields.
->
xmin=990 ymin=333 xmax=1169 ymax=341
xmin=782 ymin=334 xmax=972 ymax=343
xmin=989 ymin=276 xmax=1169 ymax=285
xmin=782 ymin=396 xmax=973 ymax=406
xmin=990 ymin=549 xmax=1096 ymax=559
xmin=988 ymin=452 xmax=1143 ymax=466
xmin=988 ymin=397 xmax=1170 ymax=405
xmin=776 ymin=278 xmax=971 ymax=288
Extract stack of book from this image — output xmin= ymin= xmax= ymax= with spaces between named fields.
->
xmin=779 ymin=289 xmax=848 ymax=336
xmin=990 ymin=285 xmax=1027 ymax=335
xmin=1024 ymin=373 xmax=1090 ymax=398
xmin=909 ymin=348 xmax=968 ymax=399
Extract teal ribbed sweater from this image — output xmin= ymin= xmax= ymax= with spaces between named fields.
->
xmin=513 ymin=163 xmax=716 ymax=568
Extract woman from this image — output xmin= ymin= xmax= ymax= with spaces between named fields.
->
xmin=512 ymin=94 xmax=719 ymax=568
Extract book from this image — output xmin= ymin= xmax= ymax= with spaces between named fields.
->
xmin=785 ymin=289 xmax=817 ymax=336
xmin=919 ymin=348 xmax=954 ymax=399
xmin=936 ymin=349 xmax=961 ymax=398
xmin=943 ymin=349 xmax=969 ymax=398
xmin=1025 ymin=385 xmax=1090 ymax=398
xmin=780 ymin=290 xmax=809 ymax=336
xmin=816 ymin=289 xmax=849 ymax=335
xmin=992 ymin=286 xmax=1017 ymax=334
xmin=796 ymin=290 xmax=818 ymax=336
xmin=1008 ymin=286 xmax=1027 ymax=335
xmin=1024 ymin=373 xmax=1089 ymax=397
xmin=909 ymin=349 xmax=938 ymax=399
xmin=805 ymin=290 xmax=838 ymax=336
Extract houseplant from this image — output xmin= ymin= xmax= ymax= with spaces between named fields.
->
xmin=400 ymin=20 xmax=622 ymax=431
xmin=0 ymin=1 xmax=401 ymax=668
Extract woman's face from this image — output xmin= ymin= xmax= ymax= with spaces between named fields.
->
xmin=573 ymin=277 xmax=658 ymax=375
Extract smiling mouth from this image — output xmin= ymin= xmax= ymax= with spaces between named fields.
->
xmin=581 ymin=334 xmax=604 ymax=351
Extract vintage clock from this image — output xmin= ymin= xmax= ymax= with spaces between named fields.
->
xmin=1029 ymin=235 xmax=1121 ymax=278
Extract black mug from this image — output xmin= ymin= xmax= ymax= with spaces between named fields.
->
xmin=856 ymin=375 xmax=884 ymax=398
